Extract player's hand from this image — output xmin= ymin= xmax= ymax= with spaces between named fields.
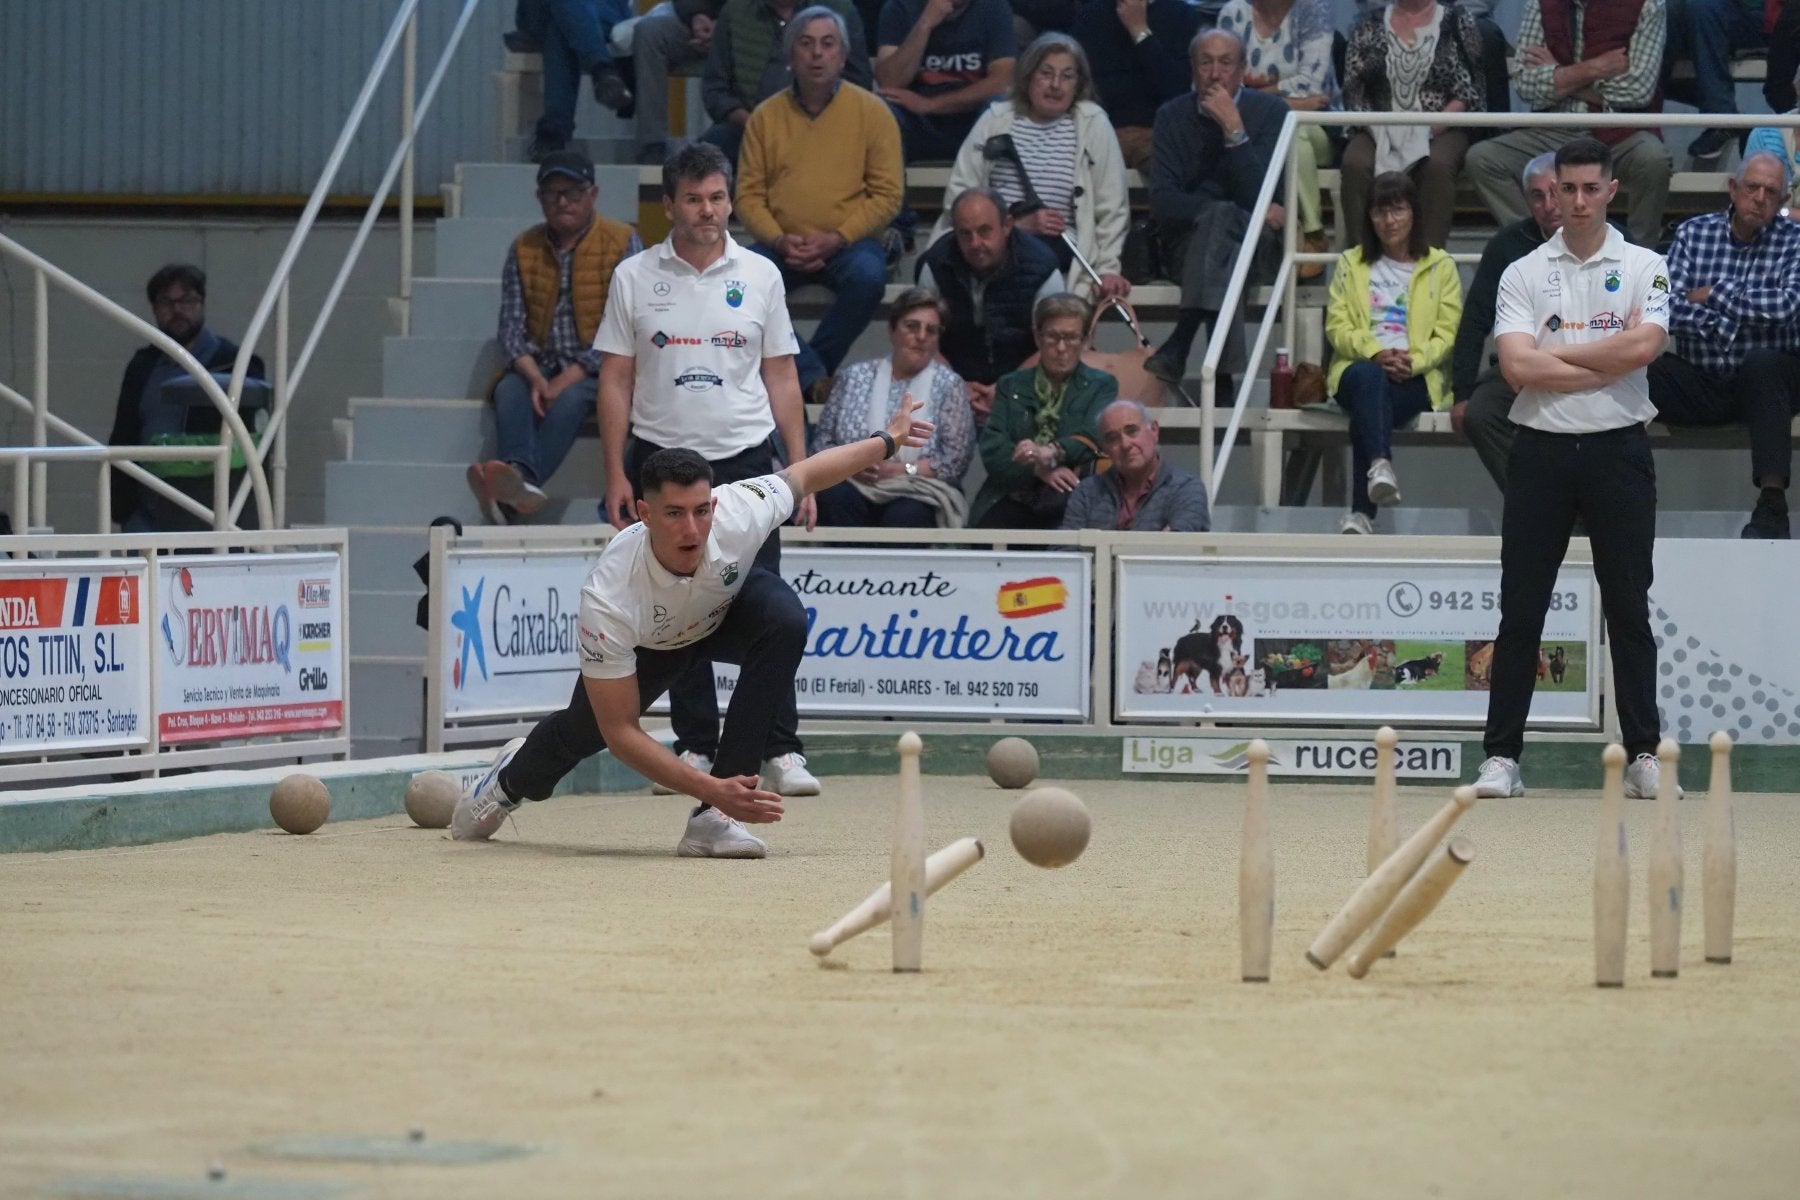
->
xmin=1264 ymin=202 xmax=1286 ymax=232
xmin=1038 ymin=465 xmax=1080 ymax=493
xmin=687 ymin=12 xmax=715 ymax=51
xmin=1012 ymin=437 xmax=1041 ymax=464
xmin=921 ymin=0 xmax=958 ymax=28
xmin=793 ymin=493 xmax=818 ymax=530
xmin=1200 ymin=86 xmax=1243 ymax=138
xmin=1097 ymin=273 xmax=1132 ymax=301
xmin=603 ymin=477 xmax=636 ymax=530
xmin=885 ymin=389 xmax=935 ymax=450
xmin=1015 ymin=208 xmax=1067 ymax=236
xmin=966 ymin=381 xmax=994 ymax=424
xmin=701 ymin=775 xmax=786 ymax=823
xmin=1449 ymin=399 xmax=1468 ymax=436
xmin=1591 ymin=47 xmax=1629 ymax=79
xmin=1520 ymin=43 xmax=1555 ymax=66
xmin=1116 ymin=0 xmax=1150 ymax=37
xmin=879 ymin=86 xmax=933 ymax=114
xmin=530 ymin=379 xmax=552 ymax=418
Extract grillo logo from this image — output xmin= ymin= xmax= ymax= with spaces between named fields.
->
xmin=161 ymin=566 xmax=292 ymax=672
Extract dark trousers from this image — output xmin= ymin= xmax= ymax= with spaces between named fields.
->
xmin=625 ymin=434 xmax=802 ymax=758
xmin=1648 ymin=350 xmax=1800 ymax=487
xmin=748 ymin=238 xmax=889 ymax=386
xmin=1461 ymin=370 xmax=1520 ymax=495
xmin=1341 ymin=130 xmax=1469 ymax=249
xmin=1335 ymin=361 xmax=1433 ymax=517
xmin=1484 ymin=424 xmax=1662 ymax=761
xmin=974 ymin=493 xmax=1064 ymax=530
xmin=814 ymin=479 xmax=937 ymax=528
xmin=503 ymin=566 xmax=808 ymax=799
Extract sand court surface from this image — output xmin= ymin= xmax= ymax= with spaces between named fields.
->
xmin=4 ymin=773 xmax=1799 ymax=1198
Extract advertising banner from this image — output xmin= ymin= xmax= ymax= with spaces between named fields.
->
xmin=441 ymin=548 xmax=1092 ymax=721
xmin=0 ymin=560 xmax=150 ymax=755
xmin=1115 ymin=555 xmax=1599 ymax=726
xmin=155 ymin=553 xmax=344 ymax=743
xmin=1122 ymin=735 xmax=1462 ymax=778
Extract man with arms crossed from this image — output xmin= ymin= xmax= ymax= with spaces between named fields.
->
xmin=453 ymin=399 xmax=934 ymax=855
xmin=1475 ymin=137 xmax=1675 ymax=801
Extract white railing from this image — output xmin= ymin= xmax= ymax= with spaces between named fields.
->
xmin=1201 ymin=108 xmax=1800 ymax=502
xmin=0 ymin=236 xmax=272 ymax=534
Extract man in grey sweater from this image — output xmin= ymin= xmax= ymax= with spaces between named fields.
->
xmin=1061 ymin=400 xmax=1212 ymax=532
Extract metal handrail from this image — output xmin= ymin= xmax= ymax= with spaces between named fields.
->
xmin=0 ymin=234 xmax=271 ymax=533
xmin=1199 ymin=107 xmax=1800 ymax=502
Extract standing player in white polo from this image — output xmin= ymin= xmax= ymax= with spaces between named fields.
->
xmin=1475 ymin=137 xmax=1676 ymax=801
xmin=452 ymin=398 xmax=934 ymax=855
xmin=596 ymin=141 xmax=821 ymax=799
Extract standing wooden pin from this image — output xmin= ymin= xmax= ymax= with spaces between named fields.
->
xmin=1704 ymin=731 xmax=1737 ymax=965
xmin=1346 ymin=837 xmax=1475 ymax=978
xmin=1370 ymin=726 xmax=1400 ymax=957
xmin=1240 ymin=739 xmax=1274 ymax=983
xmin=1647 ymin=737 xmax=1683 ymax=979
xmin=891 ymin=731 xmax=927 ymax=972
xmin=1594 ymin=744 xmax=1630 ymax=988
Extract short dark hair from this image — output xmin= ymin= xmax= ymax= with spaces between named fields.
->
xmin=638 ymin=448 xmax=714 ymax=495
xmin=1360 ymin=171 xmax=1428 ymax=264
xmin=949 ymin=187 xmax=1008 ymax=226
xmin=146 ymin=263 xmax=205 ymax=306
xmin=887 ymin=286 xmax=950 ymax=330
xmin=662 ymin=141 xmax=732 ymax=198
xmin=1554 ymin=137 xmax=1614 ymax=180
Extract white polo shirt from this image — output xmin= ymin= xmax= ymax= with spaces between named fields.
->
xmin=1494 ymin=226 xmax=1671 ymax=433
xmin=576 ymin=472 xmax=796 ymax=681
xmin=595 ymin=233 xmax=799 ymax=461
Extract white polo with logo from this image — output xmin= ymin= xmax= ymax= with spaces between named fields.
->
xmin=577 ymin=473 xmax=796 ymax=681
xmin=1494 ymin=226 xmax=1672 ymax=433
xmin=594 ymin=232 xmax=799 ymax=460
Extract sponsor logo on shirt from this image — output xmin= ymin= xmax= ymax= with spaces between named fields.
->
xmin=720 ymin=561 xmax=740 ymax=586
xmin=651 ymin=331 xmax=703 ymax=348
xmin=1652 ymin=272 xmax=1670 ymax=294
xmin=1545 ymin=270 xmax=1561 ymax=297
xmin=674 ymin=368 xmax=725 ymax=391
xmin=1604 ymin=269 xmax=1622 ymax=292
xmin=1545 ymin=315 xmax=1563 ymax=333
xmin=923 ymin=52 xmax=986 ymax=72
xmin=736 ymin=480 xmax=768 ymax=500
xmin=711 ymin=330 xmax=747 ymax=348
xmin=1587 ymin=311 xmax=1624 ymax=331
xmin=578 ymin=623 xmax=604 ymax=663
xmin=725 ymin=280 xmax=745 ymax=308
xmin=653 ymin=281 xmax=672 ymax=296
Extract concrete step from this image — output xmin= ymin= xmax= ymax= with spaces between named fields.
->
xmin=349 ymin=656 xmax=425 ymax=739
xmin=350 ymin=589 xmax=428 ymax=658
xmin=349 ymin=398 xmax=490 ymax=463
xmin=411 ymin=278 xmax=503 ymax=340
xmin=434 ymin=217 xmax=526 ymax=279
xmin=347 ymin=526 xmax=432 ymax=593
xmin=382 ymin=335 xmax=505 ymax=399
xmin=454 ymin=162 xmax=641 ymax=224
xmin=325 ymin=460 xmax=485 ymax=527
xmin=1211 ymin=504 xmax=1502 ymax=536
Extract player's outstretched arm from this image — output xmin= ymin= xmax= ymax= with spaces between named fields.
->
xmin=583 ymin=676 xmax=785 ymax=823
xmin=777 ymin=391 xmax=934 ymax=500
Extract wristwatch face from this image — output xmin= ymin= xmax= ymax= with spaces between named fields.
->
xmin=905 ymin=461 xmax=918 ymax=476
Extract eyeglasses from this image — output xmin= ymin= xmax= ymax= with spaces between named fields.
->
xmin=152 ymin=294 xmax=203 ymax=312
xmin=1371 ymin=205 xmax=1412 ymax=221
xmin=897 ymin=318 xmax=942 ymax=337
xmin=1039 ymin=330 xmax=1084 ymax=346
xmin=538 ymin=185 xmax=592 ymax=206
xmin=1032 ymin=66 xmax=1080 ymax=86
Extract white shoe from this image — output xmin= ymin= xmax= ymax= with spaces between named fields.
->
xmin=465 ymin=463 xmax=505 ymax=526
xmin=452 ymin=737 xmax=526 ymax=841
xmin=1339 ymin=511 xmax=1374 ymax=535
xmin=1367 ymin=458 xmax=1401 ymax=506
xmin=652 ymin=749 xmax=712 ymax=796
xmin=1623 ymin=752 xmax=1684 ymax=800
xmin=1473 ymin=755 xmax=1524 ymax=798
xmin=485 ymin=460 xmax=547 ymax=516
xmin=762 ymin=751 xmax=821 ymax=796
xmin=676 ymin=806 xmax=768 ymax=858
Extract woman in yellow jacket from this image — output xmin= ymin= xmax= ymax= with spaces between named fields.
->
xmin=1324 ymin=171 xmax=1462 ymax=534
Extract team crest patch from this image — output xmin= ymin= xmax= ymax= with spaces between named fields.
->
xmin=1604 ymin=269 xmax=1622 ymax=292
xmin=725 ymin=280 xmax=745 ymax=308
xmin=720 ymin=561 xmax=740 ymax=585
xmin=1652 ymin=272 xmax=1670 ymax=292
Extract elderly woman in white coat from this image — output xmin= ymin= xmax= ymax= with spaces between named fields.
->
xmin=930 ymin=32 xmax=1132 ymax=303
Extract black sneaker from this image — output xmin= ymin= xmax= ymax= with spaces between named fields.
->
xmin=526 ymin=134 xmax=567 ymax=164
xmin=1689 ymin=128 xmax=1733 ymax=163
xmin=1741 ymin=490 xmax=1790 ymax=539
xmin=593 ymin=67 xmax=633 ymax=114
xmin=1144 ymin=350 xmax=1185 ymax=387
xmin=502 ymin=30 xmax=543 ymax=53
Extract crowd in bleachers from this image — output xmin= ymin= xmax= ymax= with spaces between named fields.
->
xmin=451 ymin=0 xmax=1800 ymax=543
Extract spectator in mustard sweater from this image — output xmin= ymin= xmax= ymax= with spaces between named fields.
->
xmin=737 ymin=6 xmax=904 ymax=392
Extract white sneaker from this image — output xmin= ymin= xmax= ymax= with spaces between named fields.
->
xmin=1623 ymin=752 xmax=1684 ymax=800
xmin=1367 ymin=458 xmax=1401 ymax=506
xmin=1339 ymin=511 xmax=1374 ymax=535
xmin=465 ymin=463 xmax=504 ymax=526
xmin=762 ymin=751 xmax=821 ymax=796
xmin=452 ymin=737 xmax=526 ymax=841
xmin=652 ymin=749 xmax=712 ymax=796
xmin=485 ymin=460 xmax=547 ymax=516
xmin=1473 ymin=755 xmax=1524 ymax=798
xmin=676 ymin=806 xmax=768 ymax=858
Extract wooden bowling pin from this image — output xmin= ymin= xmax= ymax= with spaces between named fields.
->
xmin=1347 ymin=837 xmax=1475 ymax=978
xmin=1594 ymin=744 xmax=1629 ymax=988
xmin=1704 ymin=731 xmax=1736 ymax=965
xmin=1647 ymin=738 xmax=1683 ymax=979
xmin=891 ymin=731 xmax=927 ymax=972
xmin=810 ymin=838 xmax=984 ymax=958
xmin=1369 ymin=726 xmax=1400 ymax=957
xmin=1240 ymin=739 xmax=1274 ymax=983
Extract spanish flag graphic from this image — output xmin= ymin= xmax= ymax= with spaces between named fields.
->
xmin=996 ymin=577 xmax=1067 ymax=620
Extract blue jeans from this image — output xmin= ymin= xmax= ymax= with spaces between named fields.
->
xmin=1335 ymin=360 xmax=1432 ymax=517
xmin=887 ymin=106 xmax=979 ymax=163
xmin=536 ymin=0 xmax=631 ymax=144
xmin=493 ymin=368 xmax=596 ymax=487
xmin=1667 ymin=0 xmax=1766 ymax=116
xmin=750 ymin=238 xmax=887 ymax=383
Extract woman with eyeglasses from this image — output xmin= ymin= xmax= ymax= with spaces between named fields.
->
xmin=810 ymin=288 xmax=976 ymax=528
xmin=929 ymin=32 xmax=1131 ymax=302
xmin=972 ymin=292 xmax=1117 ymax=528
xmin=1324 ymin=171 xmax=1462 ymax=535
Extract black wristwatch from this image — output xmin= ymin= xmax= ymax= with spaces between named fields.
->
xmin=872 ymin=430 xmax=897 ymax=459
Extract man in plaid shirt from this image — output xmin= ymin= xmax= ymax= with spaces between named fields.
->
xmin=1650 ymin=151 xmax=1800 ymax=539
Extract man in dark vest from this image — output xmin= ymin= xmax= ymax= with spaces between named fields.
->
xmin=468 ymin=150 xmax=641 ymax=523
xmin=915 ymin=187 xmax=1065 ymax=425
xmin=107 ymin=263 xmax=265 ymax=533
xmin=700 ymin=0 xmax=871 ymax=165
xmin=1466 ymin=0 xmax=1673 ymax=248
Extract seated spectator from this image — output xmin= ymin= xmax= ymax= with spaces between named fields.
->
xmin=737 ymin=7 xmax=902 ymax=392
xmin=874 ymin=0 xmax=1018 ymax=162
xmin=1746 ymin=64 xmax=1800 ymax=207
xmin=702 ymin=0 xmax=870 ymax=165
xmin=1144 ymin=28 xmax=1287 ymax=391
xmin=1217 ymin=0 xmax=1340 ymax=278
xmin=1061 ymin=398 xmax=1212 ymax=530
xmin=972 ymin=293 xmax=1117 ymax=527
xmin=1466 ymin=0 xmax=1672 ymax=249
xmin=108 ymin=264 xmax=266 ymax=533
xmin=1770 ymin=2 xmax=1800 ymax=113
xmin=813 ymin=288 xmax=976 ymax=525
xmin=629 ymin=0 xmax=722 ymax=164
xmin=1339 ymin=0 xmax=1484 ymax=251
xmin=528 ymin=0 xmax=636 ymax=162
xmin=1650 ymin=152 xmax=1800 ymax=538
xmin=467 ymin=152 xmax=641 ymax=524
xmin=1072 ymin=0 xmax=1202 ymax=170
xmin=931 ymin=33 xmax=1130 ymax=299
xmin=1324 ymin=171 xmax=1462 ymax=535
xmin=1453 ymin=153 xmax=1565 ymax=493
xmin=917 ymin=188 xmax=1067 ymax=422
xmin=1665 ymin=0 xmax=1767 ymax=164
